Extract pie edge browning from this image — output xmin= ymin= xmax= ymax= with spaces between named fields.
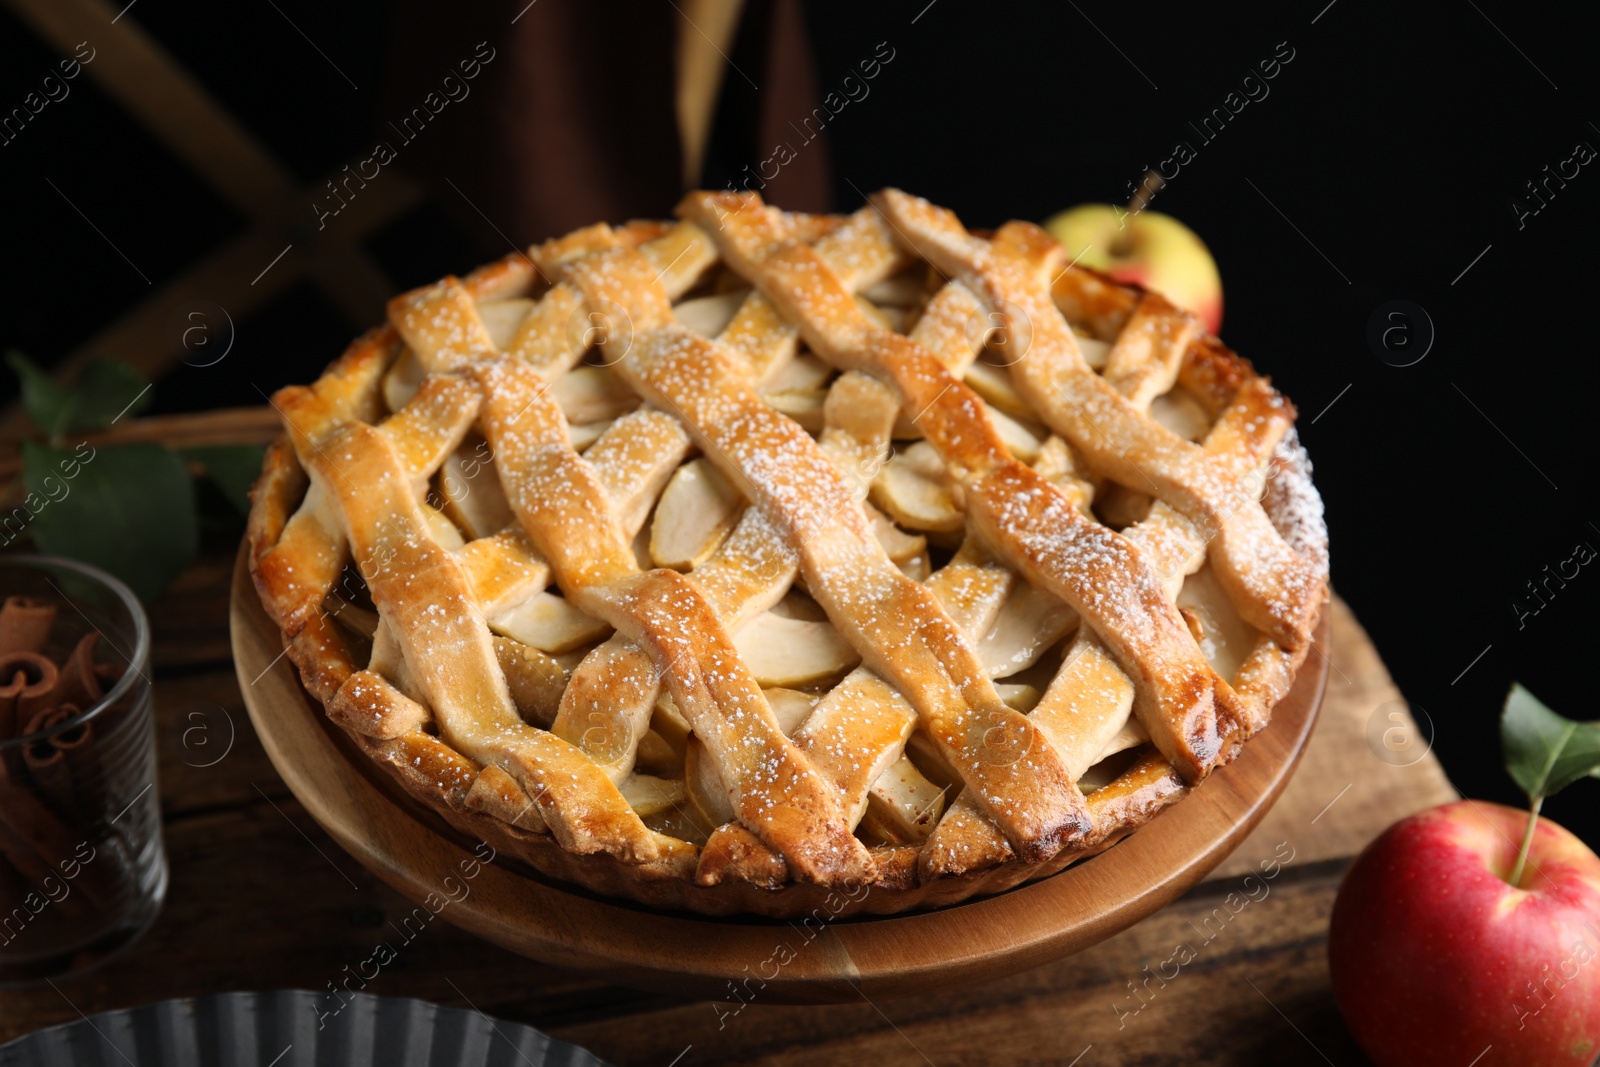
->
xmin=245 ymin=203 xmax=1329 ymax=920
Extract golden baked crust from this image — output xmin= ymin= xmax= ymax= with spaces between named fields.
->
xmin=247 ymin=191 xmax=1328 ymax=917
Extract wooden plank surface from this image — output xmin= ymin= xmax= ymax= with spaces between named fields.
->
xmin=0 ymin=550 xmax=1452 ymax=1067
xmin=1208 ymin=597 xmax=1456 ymax=879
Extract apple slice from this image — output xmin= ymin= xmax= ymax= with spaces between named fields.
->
xmin=763 ymin=390 xmax=826 ymax=432
xmin=762 ymin=351 xmax=834 ymax=394
xmin=487 ymin=591 xmax=610 ymax=652
xmin=323 ymin=594 xmax=379 ymax=640
xmin=763 ymin=687 xmax=820 ymax=736
xmin=1088 ymin=716 xmax=1150 ymax=769
xmin=492 ymin=635 xmax=569 ymax=728
xmin=995 ymin=682 xmax=1042 ymax=713
xmin=986 ymin=405 xmax=1045 ymax=463
xmin=567 ymin=420 xmax=613 ymax=451
xmin=476 ymin=298 xmax=536 ymax=348
xmin=963 ymin=360 xmax=1032 ymax=420
xmin=978 ymin=582 xmax=1078 ymax=677
xmin=1150 ymin=389 xmax=1212 ymax=442
xmin=858 ymin=271 xmax=925 ymax=307
xmin=551 ymin=365 xmax=639 ymax=423
xmin=619 ymin=773 xmax=687 ymax=817
xmin=674 ymin=291 xmax=746 ymax=337
xmin=648 ymin=693 xmax=693 ymax=761
xmin=732 ymin=611 xmax=859 ymax=687
xmin=633 ymin=728 xmax=683 ymax=778
xmin=437 ymin=441 xmax=515 ymax=540
xmin=860 ymin=754 xmax=948 ymax=845
xmin=873 ymin=441 xmax=963 ymax=533
xmin=418 ymin=502 xmax=465 ymax=551
xmin=649 ymin=457 xmax=742 ymax=569
xmin=865 ymin=502 xmax=930 ymax=580
xmin=685 ymin=737 xmax=736 ymax=827
xmin=382 ymin=348 xmax=424 ymax=412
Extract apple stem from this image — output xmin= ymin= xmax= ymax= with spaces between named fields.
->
xmin=1509 ymin=795 xmax=1543 ymax=888
xmin=1113 ymin=168 xmax=1165 ymax=255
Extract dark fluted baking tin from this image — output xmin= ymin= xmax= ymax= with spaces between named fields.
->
xmin=0 ymin=990 xmax=610 ymax=1066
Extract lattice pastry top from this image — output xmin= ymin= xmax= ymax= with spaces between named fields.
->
xmin=248 ymin=189 xmax=1329 ymax=917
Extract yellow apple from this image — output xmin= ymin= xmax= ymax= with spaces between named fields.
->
xmin=1044 ymin=204 xmax=1223 ymax=335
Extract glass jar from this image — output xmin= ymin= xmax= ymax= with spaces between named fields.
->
xmin=0 ymin=555 xmax=165 ymax=983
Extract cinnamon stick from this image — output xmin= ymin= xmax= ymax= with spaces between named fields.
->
xmin=88 ymin=661 xmax=133 ymax=744
xmin=48 ymin=711 xmax=99 ymax=825
xmin=22 ymin=707 xmax=78 ymax=821
xmin=0 ymin=850 xmax=28 ymax=920
xmin=0 ymin=597 xmax=57 ymax=655
xmin=0 ymin=651 xmax=57 ymax=763
xmin=16 ymin=659 xmax=61 ymax=725
xmin=47 ymin=634 xmax=106 ymax=710
xmin=0 ymin=596 xmax=142 ymax=923
xmin=0 ymin=759 xmax=102 ymax=915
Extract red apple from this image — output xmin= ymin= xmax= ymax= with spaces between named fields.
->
xmin=1043 ymin=204 xmax=1223 ymax=334
xmin=1329 ymin=800 xmax=1600 ymax=1067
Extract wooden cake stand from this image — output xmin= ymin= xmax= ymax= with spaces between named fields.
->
xmin=231 ymin=549 xmax=1328 ymax=1003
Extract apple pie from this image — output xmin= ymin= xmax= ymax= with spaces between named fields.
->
xmin=247 ymin=189 xmax=1328 ymax=917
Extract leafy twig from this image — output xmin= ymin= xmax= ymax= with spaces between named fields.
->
xmin=5 ymin=352 xmax=262 ymax=600
xmin=1500 ymin=683 xmax=1600 ymax=886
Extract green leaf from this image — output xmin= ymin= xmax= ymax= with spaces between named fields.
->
xmin=6 ymin=350 xmax=73 ymax=438
xmin=1501 ymin=683 xmax=1600 ymax=801
xmin=22 ymin=442 xmax=198 ymax=602
xmin=5 ymin=352 xmax=150 ymax=440
xmin=181 ymin=445 xmax=265 ymax=515
xmin=67 ymin=359 xmax=151 ymax=432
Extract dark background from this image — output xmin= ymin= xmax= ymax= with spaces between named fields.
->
xmin=2 ymin=0 xmax=1594 ymax=845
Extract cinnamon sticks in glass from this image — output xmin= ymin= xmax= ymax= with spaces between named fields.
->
xmin=0 ymin=596 xmax=131 ymax=922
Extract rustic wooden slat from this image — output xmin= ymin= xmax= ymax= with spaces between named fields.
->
xmin=0 ymin=163 xmax=419 ymax=439
xmin=0 ymin=0 xmax=422 ymax=432
xmin=305 ymin=237 xmax=408 ymax=334
xmin=4 ymin=0 xmax=294 ymax=218
xmin=84 ymin=405 xmax=277 ymax=449
xmin=0 ymin=407 xmax=280 ymax=508
xmin=674 ymin=0 xmax=748 ymax=187
xmin=0 ymin=406 xmax=277 ymax=458
xmin=0 ymin=222 xmax=302 ymax=440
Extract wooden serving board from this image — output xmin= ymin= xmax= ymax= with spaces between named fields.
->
xmin=230 ymin=548 xmax=1329 ymax=1003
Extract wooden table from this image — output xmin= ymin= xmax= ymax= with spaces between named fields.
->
xmin=0 ymin=540 xmax=1456 ymax=1065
